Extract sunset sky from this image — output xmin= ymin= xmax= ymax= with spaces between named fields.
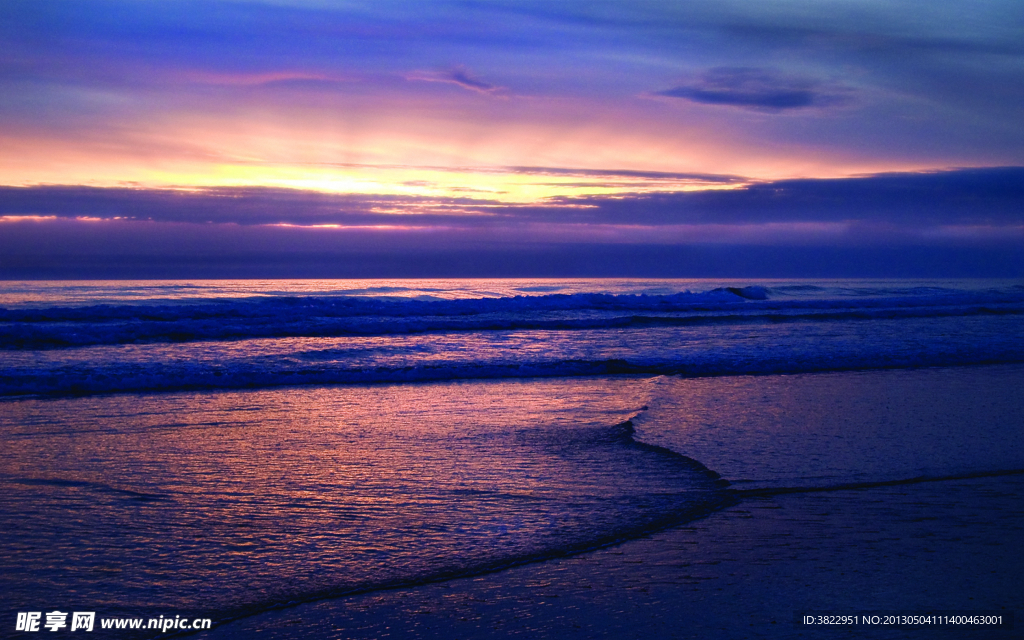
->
xmin=2 ymin=0 xmax=1023 ymax=277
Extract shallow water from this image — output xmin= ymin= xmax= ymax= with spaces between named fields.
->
xmin=0 ymin=377 xmax=727 ymax=621
xmin=2 ymin=278 xmax=1023 ymax=632
xmin=633 ymin=364 xmax=1024 ymax=489
xmin=199 ymin=365 xmax=1024 ymax=640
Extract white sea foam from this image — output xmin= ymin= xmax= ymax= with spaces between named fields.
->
xmin=2 ymin=280 xmax=1023 ymax=396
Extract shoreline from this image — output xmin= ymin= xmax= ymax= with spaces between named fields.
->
xmin=5 ymin=364 xmax=1022 ymax=639
xmin=207 ymin=473 xmax=1023 ymax=639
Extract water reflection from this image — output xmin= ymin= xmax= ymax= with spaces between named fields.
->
xmin=0 ymin=377 xmax=723 ymax=619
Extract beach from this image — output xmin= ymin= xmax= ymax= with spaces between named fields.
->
xmin=205 ymin=365 xmax=1024 ymax=639
xmin=208 ymin=474 xmax=1024 ymax=639
xmin=2 ymin=280 xmax=1023 ymax=638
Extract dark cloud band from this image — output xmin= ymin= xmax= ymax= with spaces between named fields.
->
xmin=2 ymin=167 xmax=1021 ymax=228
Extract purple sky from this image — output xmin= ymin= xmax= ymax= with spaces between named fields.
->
xmin=1 ymin=1 xmax=1023 ymax=277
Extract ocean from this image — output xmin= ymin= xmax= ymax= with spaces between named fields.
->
xmin=2 ymin=278 xmax=1023 ymax=636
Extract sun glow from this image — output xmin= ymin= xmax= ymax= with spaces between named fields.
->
xmin=138 ymin=162 xmax=747 ymax=204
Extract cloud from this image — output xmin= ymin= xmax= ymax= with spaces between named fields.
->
xmin=3 ymin=167 xmax=1024 ymax=278
xmin=503 ymin=166 xmax=745 ymax=183
xmin=550 ymin=167 xmax=1024 ymax=227
xmin=448 ymin=68 xmax=501 ymax=94
xmin=656 ymin=67 xmax=854 ymax=112
xmin=0 ymin=186 xmax=499 ymax=227
xmin=3 ymin=0 xmax=1023 ymax=172
xmin=406 ymin=67 xmax=505 ymax=95
xmin=2 ymin=168 xmax=1022 ymax=235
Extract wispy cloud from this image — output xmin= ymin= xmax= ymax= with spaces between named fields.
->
xmin=3 ymin=1 xmax=1023 ymax=184
xmin=173 ymin=70 xmax=353 ymax=87
xmin=656 ymin=67 xmax=854 ymax=112
xmin=406 ymin=66 xmax=506 ymax=95
xmin=502 ymin=166 xmax=746 ymax=183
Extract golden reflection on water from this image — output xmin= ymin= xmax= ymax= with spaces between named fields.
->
xmin=0 ymin=376 xmax=722 ymax=616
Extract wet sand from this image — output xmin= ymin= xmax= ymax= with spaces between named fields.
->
xmin=207 ymin=473 xmax=1023 ymax=639
xmin=206 ymin=366 xmax=1024 ymax=639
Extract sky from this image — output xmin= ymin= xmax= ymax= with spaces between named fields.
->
xmin=1 ymin=0 xmax=1023 ymax=277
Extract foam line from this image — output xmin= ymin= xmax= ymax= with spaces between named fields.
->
xmin=732 ymin=469 xmax=1024 ymax=497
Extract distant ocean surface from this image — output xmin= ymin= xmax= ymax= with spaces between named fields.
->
xmin=2 ymin=278 xmax=1024 ymax=632
xmin=3 ymin=278 xmax=1024 ymax=396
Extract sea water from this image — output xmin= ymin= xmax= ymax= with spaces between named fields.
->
xmin=1 ymin=278 xmax=1023 ymax=630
